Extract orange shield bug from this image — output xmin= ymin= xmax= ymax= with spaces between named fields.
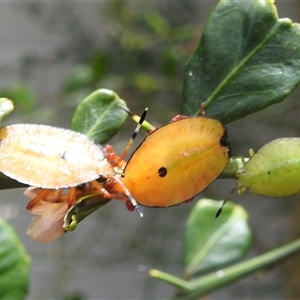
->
xmin=0 ymin=109 xmax=148 ymax=217
xmin=121 ymin=115 xmax=231 ymax=208
xmin=237 ymin=138 xmax=300 ymax=197
xmin=0 ymin=124 xmax=113 ymax=188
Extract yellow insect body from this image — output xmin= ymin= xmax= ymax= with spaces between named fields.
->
xmin=122 ymin=117 xmax=230 ymax=207
xmin=238 ymin=138 xmax=300 ymax=197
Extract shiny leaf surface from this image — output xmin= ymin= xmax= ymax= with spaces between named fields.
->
xmin=182 ymin=0 xmax=300 ymax=123
xmin=0 ymin=219 xmax=30 ymax=300
xmin=70 ymin=89 xmax=128 ymax=143
xmin=184 ymin=199 xmax=252 ymax=279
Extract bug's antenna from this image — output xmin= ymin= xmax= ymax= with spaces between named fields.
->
xmin=215 ymin=201 xmax=225 ymax=218
xmin=116 ymin=108 xmax=148 ymax=164
xmin=215 ymin=187 xmax=237 ymax=218
xmin=120 ymin=105 xmax=154 ymax=133
xmin=131 ymin=108 xmax=148 ymax=141
xmin=120 ymin=105 xmax=136 ymax=118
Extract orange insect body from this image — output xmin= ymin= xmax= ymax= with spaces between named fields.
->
xmin=0 ymin=124 xmax=113 ymax=188
xmin=122 ymin=117 xmax=230 ymax=207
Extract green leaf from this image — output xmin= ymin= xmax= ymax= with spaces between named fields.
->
xmin=0 ymin=85 xmax=36 ymax=113
xmin=63 ymin=194 xmax=111 ymax=231
xmin=91 ymin=51 xmax=110 ymax=81
xmin=184 ymin=199 xmax=252 ymax=279
xmin=182 ymin=0 xmax=300 ymax=124
xmin=63 ymin=65 xmax=94 ymax=94
xmin=0 ymin=98 xmax=14 ymax=122
xmin=145 ymin=12 xmax=170 ymax=36
xmin=0 ymin=219 xmax=30 ymax=300
xmin=162 ymin=48 xmax=181 ymax=78
xmin=131 ymin=73 xmax=158 ymax=92
xmin=9 ymin=84 xmax=36 ymax=112
xmin=70 ymin=89 xmax=128 ymax=144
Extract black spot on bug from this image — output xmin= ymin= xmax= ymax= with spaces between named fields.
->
xmin=60 ymin=151 xmax=67 ymax=159
xmin=267 ymin=171 xmax=271 ymax=175
xmin=158 ymin=167 xmax=167 ymax=177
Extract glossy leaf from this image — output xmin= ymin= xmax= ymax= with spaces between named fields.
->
xmin=70 ymin=89 xmax=128 ymax=143
xmin=184 ymin=199 xmax=252 ymax=279
xmin=182 ymin=0 xmax=300 ymax=124
xmin=0 ymin=98 xmax=14 ymax=122
xmin=63 ymin=194 xmax=111 ymax=231
xmin=0 ymin=219 xmax=30 ymax=300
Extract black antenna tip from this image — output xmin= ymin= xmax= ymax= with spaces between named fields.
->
xmin=215 ymin=207 xmax=222 ymax=218
xmin=119 ymin=105 xmax=134 ymax=116
xmin=140 ymin=108 xmax=148 ymax=124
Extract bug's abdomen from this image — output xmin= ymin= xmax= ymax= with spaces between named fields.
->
xmin=238 ymin=138 xmax=300 ymax=197
xmin=122 ymin=117 xmax=230 ymax=207
xmin=0 ymin=124 xmax=113 ymax=189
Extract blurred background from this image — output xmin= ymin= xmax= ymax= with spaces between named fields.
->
xmin=1 ymin=1 xmax=300 ymax=299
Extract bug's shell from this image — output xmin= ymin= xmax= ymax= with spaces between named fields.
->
xmin=0 ymin=124 xmax=113 ymax=189
xmin=122 ymin=117 xmax=230 ymax=207
xmin=238 ymin=138 xmax=300 ymax=197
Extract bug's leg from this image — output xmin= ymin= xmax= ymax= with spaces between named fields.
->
xmin=104 ymin=108 xmax=149 ymax=168
xmin=115 ymin=108 xmax=148 ymax=165
xmin=170 ymin=115 xmax=188 ymax=122
xmin=104 ymin=145 xmax=126 ymax=169
xmin=104 ymin=145 xmax=116 ymax=163
xmin=215 ymin=187 xmax=237 ymax=218
xmin=229 ymin=156 xmax=248 ymax=178
xmin=125 ymin=200 xmax=135 ymax=211
xmin=101 ymin=176 xmax=143 ymax=217
xmin=183 ymin=196 xmax=195 ymax=204
xmin=124 ymin=199 xmax=144 ymax=218
xmin=66 ymin=187 xmax=77 ymax=208
xmin=90 ymin=180 xmax=113 ymax=199
xmin=112 ymin=176 xmax=143 ymax=217
xmin=172 ymin=102 xmax=206 ymax=122
xmin=248 ymin=148 xmax=255 ymax=157
xmin=26 ymin=189 xmax=52 ymax=210
xmin=90 ymin=177 xmax=143 ymax=217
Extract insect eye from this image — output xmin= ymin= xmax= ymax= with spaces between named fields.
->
xmin=158 ymin=167 xmax=167 ymax=177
